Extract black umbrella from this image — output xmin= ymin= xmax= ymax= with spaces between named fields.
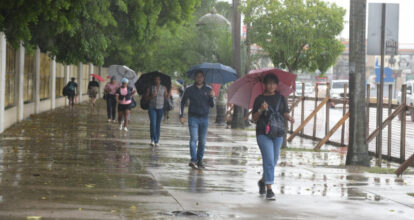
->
xmin=135 ymin=71 xmax=171 ymax=95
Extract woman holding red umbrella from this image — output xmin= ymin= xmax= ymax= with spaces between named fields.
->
xmin=252 ymin=74 xmax=294 ymax=200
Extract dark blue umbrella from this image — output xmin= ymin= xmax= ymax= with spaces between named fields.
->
xmin=186 ymin=62 xmax=238 ymax=84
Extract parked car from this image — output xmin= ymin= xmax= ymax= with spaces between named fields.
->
xmin=397 ymin=80 xmax=414 ymax=121
xmin=295 ymin=82 xmax=314 ymax=96
xmin=330 ymin=80 xmax=349 ymax=108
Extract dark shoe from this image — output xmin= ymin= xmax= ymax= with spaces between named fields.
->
xmin=189 ymin=162 xmax=197 ymax=169
xmin=197 ymin=161 xmax=205 ymax=169
xmin=258 ymin=180 xmax=266 ymax=195
xmin=266 ymin=189 xmax=276 ymax=200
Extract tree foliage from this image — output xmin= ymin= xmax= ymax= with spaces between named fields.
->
xmin=0 ymin=0 xmax=200 ymax=65
xmin=241 ymin=0 xmax=345 ymax=73
xmin=138 ymin=0 xmax=238 ymax=78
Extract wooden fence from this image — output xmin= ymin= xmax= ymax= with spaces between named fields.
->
xmin=286 ymin=82 xmax=414 ymax=175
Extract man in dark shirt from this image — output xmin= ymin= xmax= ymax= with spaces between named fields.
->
xmin=180 ymin=71 xmax=215 ymax=169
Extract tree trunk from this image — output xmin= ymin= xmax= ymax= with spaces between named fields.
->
xmin=346 ymin=0 xmax=370 ymax=166
xmin=231 ymin=0 xmax=244 ymax=129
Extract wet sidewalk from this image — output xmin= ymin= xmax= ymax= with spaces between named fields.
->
xmin=0 ymin=101 xmax=413 ymax=219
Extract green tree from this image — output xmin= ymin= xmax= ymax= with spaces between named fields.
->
xmin=0 ymin=0 xmax=200 ymax=66
xmin=105 ymin=0 xmax=201 ymax=69
xmin=30 ymin=0 xmax=116 ymax=65
xmin=140 ymin=0 xmax=236 ymax=77
xmin=241 ymin=0 xmax=345 ymax=73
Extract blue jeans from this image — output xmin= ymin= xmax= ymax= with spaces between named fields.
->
xmin=148 ymin=107 xmax=164 ymax=143
xmin=188 ymin=116 xmax=209 ymax=163
xmin=257 ymin=135 xmax=283 ymax=185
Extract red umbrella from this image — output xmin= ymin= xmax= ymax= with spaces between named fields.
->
xmin=90 ymin=73 xmax=105 ymax=82
xmin=227 ymin=68 xmax=296 ymax=109
xmin=210 ymin=83 xmax=221 ymax=97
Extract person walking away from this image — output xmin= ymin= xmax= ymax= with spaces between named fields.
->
xmin=88 ymin=78 xmax=100 ymax=110
xmin=104 ymin=76 xmax=119 ymax=122
xmin=179 ymin=71 xmax=215 ymax=169
xmin=252 ymin=74 xmax=294 ymax=200
xmin=66 ymin=77 xmax=78 ymax=109
xmin=145 ymin=76 xmax=169 ymax=146
xmin=116 ymin=78 xmax=136 ymax=131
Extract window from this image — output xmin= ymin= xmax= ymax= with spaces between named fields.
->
xmin=82 ymin=64 xmax=89 ymax=94
xmin=39 ymin=53 xmax=50 ymax=99
xmin=24 ymin=53 xmax=34 ymax=103
xmin=56 ymin=63 xmax=65 ymax=97
xmin=5 ymin=43 xmax=16 ymax=108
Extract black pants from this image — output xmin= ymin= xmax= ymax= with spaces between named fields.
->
xmin=68 ymin=95 xmax=75 ymax=105
xmin=106 ymin=95 xmax=116 ymax=120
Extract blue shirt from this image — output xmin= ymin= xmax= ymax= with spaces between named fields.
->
xmin=180 ymin=84 xmax=215 ymax=118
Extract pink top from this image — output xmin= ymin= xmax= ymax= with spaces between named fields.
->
xmin=105 ymin=82 xmax=119 ymax=95
xmin=118 ymin=87 xmax=132 ymax=105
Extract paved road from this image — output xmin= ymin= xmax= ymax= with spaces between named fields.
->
xmin=0 ymin=101 xmax=413 ymax=219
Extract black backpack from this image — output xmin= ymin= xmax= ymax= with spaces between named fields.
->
xmin=266 ymin=97 xmax=286 ymax=138
xmin=62 ymin=82 xmax=75 ymax=96
xmin=140 ymin=86 xmax=152 ymax=110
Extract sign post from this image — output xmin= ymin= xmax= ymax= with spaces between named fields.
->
xmin=368 ymin=3 xmax=399 ymax=167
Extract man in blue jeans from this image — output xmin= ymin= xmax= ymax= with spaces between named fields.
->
xmin=180 ymin=71 xmax=215 ymax=169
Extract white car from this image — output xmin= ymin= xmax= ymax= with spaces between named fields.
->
xmin=295 ymin=82 xmax=314 ymax=96
xmin=330 ymin=80 xmax=349 ymax=108
xmin=330 ymin=80 xmax=349 ymax=99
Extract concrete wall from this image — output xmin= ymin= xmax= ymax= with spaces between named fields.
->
xmin=3 ymin=106 xmax=17 ymax=130
xmin=38 ymin=99 xmax=52 ymax=113
xmin=23 ymin=102 xmax=35 ymax=119
xmin=0 ymin=32 xmax=98 ymax=133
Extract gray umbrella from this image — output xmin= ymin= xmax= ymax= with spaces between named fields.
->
xmin=108 ymin=65 xmax=138 ymax=87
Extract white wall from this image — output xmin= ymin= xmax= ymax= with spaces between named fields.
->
xmin=0 ymin=33 xmax=100 ymax=133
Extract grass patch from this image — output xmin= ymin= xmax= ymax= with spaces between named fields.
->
xmin=407 ymin=193 xmax=414 ymax=197
xmin=363 ymin=167 xmax=397 ymax=174
xmin=282 ymin=147 xmax=329 ymax=152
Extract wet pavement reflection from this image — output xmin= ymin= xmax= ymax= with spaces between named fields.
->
xmin=0 ymin=101 xmax=413 ymax=219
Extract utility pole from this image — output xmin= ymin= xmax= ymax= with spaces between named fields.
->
xmin=346 ymin=0 xmax=370 ymax=166
xmin=231 ymin=0 xmax=244 ymax=129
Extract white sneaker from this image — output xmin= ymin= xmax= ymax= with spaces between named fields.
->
xmin=107 ymin=119 xmax=111 ymax=122
xmin=119 ymin=124 xmax=123 ymax=130
xmin=123 ymin=127 xmax=128 ymax=132
xmin=112 ymin=120 xmax=117 ymax=123
xmin=150 ymin=141 xmax=155 ymax=146
xmin=155 ymin=143 xmax=160 ymax=147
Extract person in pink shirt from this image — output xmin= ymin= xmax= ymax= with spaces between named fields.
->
xmin=104 ymin=76 xmax=119 ymax=122
xmin=115 ymin=78 xmax=136 ymax=131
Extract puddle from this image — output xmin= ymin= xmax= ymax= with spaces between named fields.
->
xmin=161 ymin=210 xmax=209 ymax=217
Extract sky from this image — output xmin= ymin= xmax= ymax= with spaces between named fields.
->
xmin=218 ymin=0 xmax=414 ymax=44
